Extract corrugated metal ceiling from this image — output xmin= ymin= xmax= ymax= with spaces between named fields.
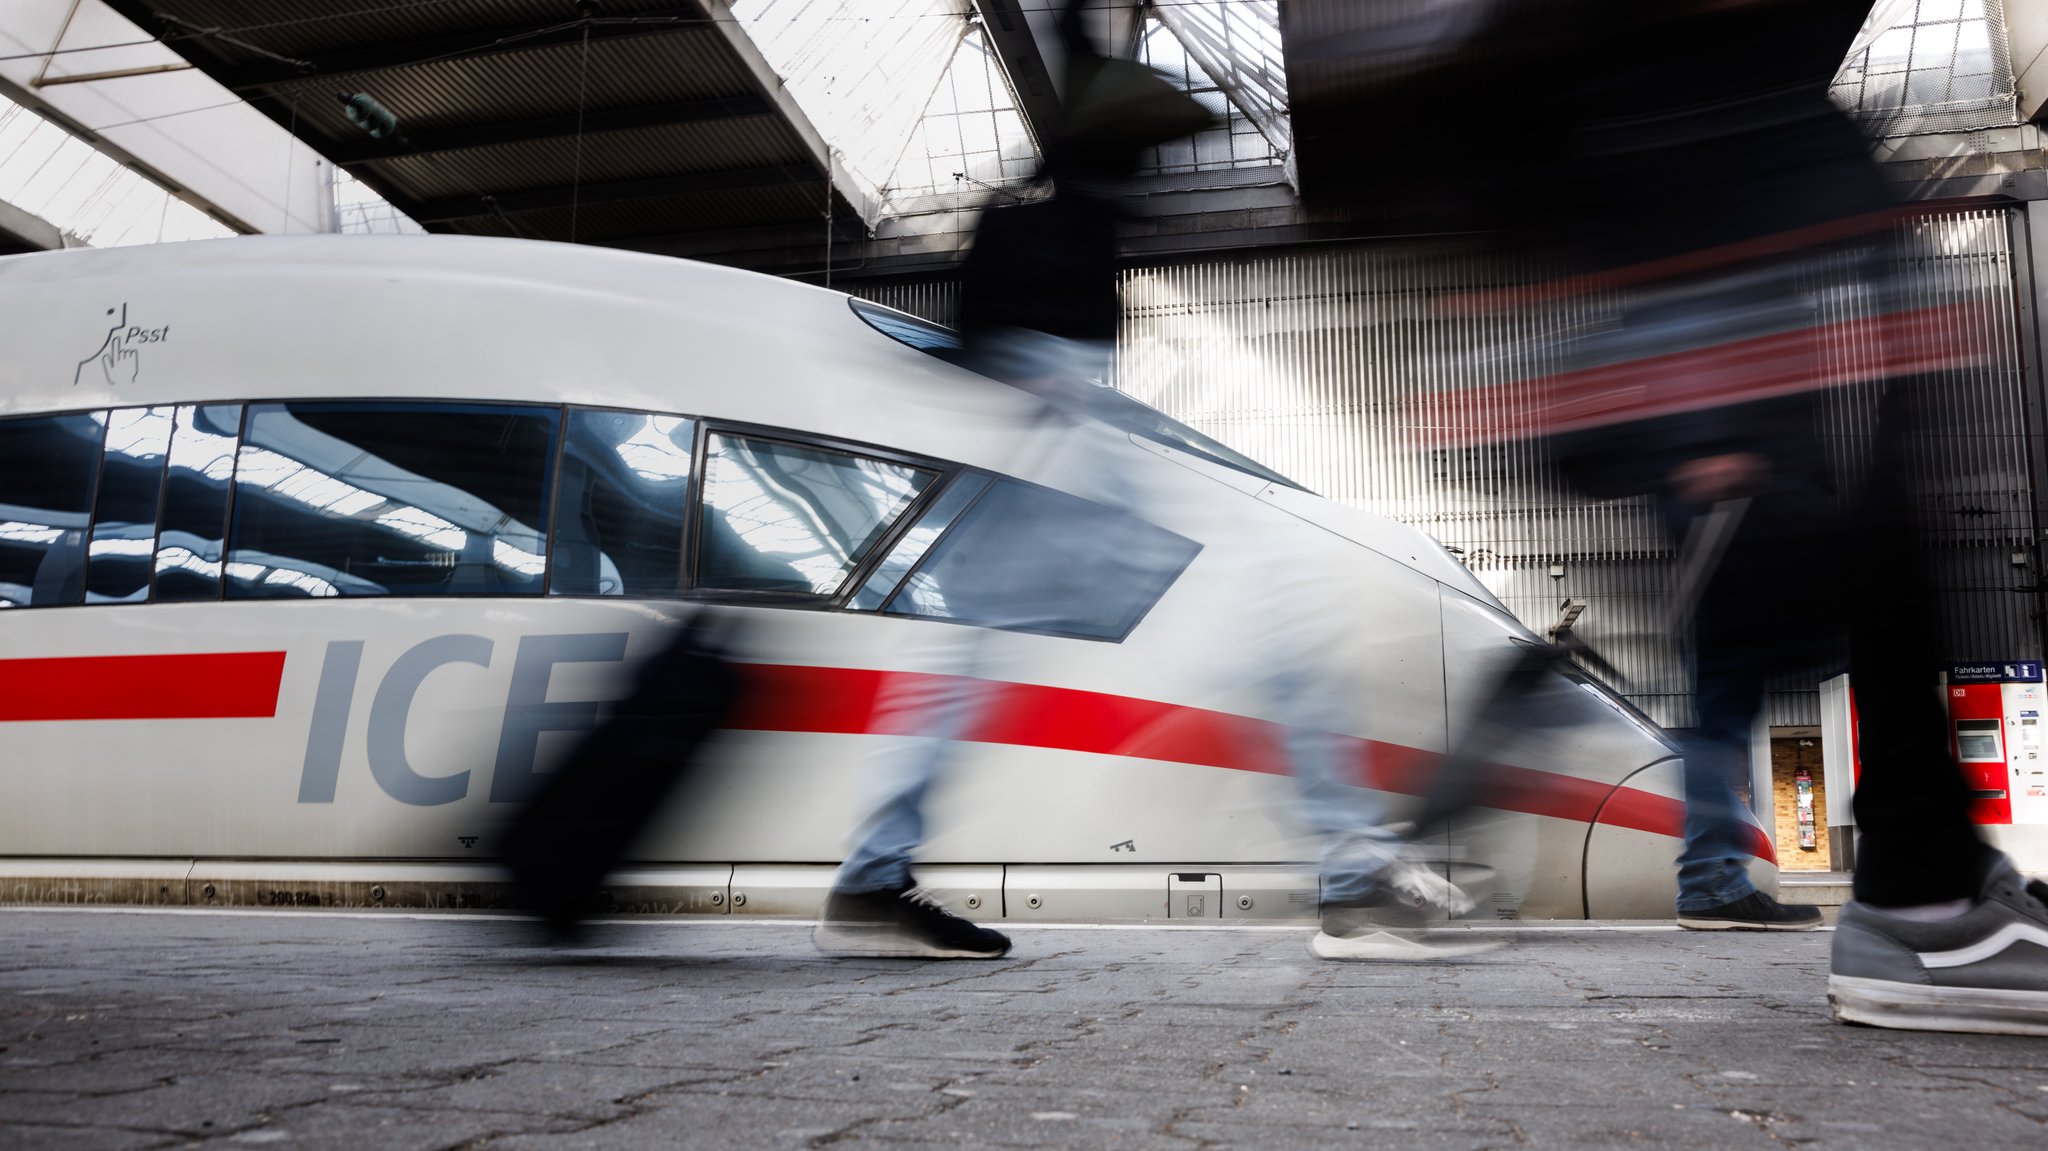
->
xmin=105 ymin=0 xmax=843 ymax=258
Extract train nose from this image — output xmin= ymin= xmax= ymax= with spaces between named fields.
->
xmin=1435 ymin=636 xmax=1777 ymax=919
xmin=1580 ymin=755 xmax=1778 ymax=919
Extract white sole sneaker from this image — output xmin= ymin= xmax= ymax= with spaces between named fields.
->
xmin=1829 ymin=856 xmax=2048 ymax=1034
xmin=1308 ymin=929 xmax=1506 ymax=962
xmin=1828 ymin=974 xmax=2048 ymax=1036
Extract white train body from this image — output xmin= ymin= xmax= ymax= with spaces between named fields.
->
xmin=0 ymin=236 xmax=1772 ymax=919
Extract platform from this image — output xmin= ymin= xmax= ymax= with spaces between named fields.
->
xmin=2 ymin=909 xmax=2045 ymax=1149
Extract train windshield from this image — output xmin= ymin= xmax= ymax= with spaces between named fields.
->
xmin=850 ymin=299 xmax=1305 ymax=492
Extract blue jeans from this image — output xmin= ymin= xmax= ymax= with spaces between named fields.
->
xmin=1272 ymin=669 xmax=1402 ymax=904
xmin=836 ymin=332 xmax=1115 ymax=895
xmin=1675 ymin=733 xmax=1761 ymax=912
xmin=833 ymin=665 xmax=991 ymax=894
xmin=1675 ymin=641 xmax=1767 ymax=912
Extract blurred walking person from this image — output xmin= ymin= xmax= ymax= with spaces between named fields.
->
xmin=1398 ymin=0 xmax=2047 ymax=1029
xmin=814 ymin=4 xmax=1487 ymax=961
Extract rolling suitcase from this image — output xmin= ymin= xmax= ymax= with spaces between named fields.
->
xmin=503 ymin=613 xmax=745 ymax=938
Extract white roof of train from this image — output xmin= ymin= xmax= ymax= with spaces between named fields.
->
xmin=0 ymin=234 xmax=1007 ymax=440
xmin=0 ymin=232 xmax=830 ymax=317
xmin=0 ymin=233 xmax=1508 ymax=607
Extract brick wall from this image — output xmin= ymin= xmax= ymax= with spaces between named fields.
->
xmin=1770 ymin=737 xmax=1830 ymax=869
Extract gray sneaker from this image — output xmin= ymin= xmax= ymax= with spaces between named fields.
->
xmin=1829 ymin=855 xmax=2048 ymax=1035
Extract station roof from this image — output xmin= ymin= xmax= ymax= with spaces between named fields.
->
xmin=81 ymin=2 xmax=2028 ymax=274
xmin=90 ymin=0 xmax=1307 ymax=275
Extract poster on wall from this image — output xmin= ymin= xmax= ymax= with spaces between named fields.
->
xmin=1795 ymin=767 xmax=1816 ymax=849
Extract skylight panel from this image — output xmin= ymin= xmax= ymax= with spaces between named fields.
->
xmin=333 ymin=168 xmax=424 ymax=236
xmin=732 ymin=0 xmax=970 ymax=214
xmin=0 ymin=96 xmax=233 ymax=246
xmin=1832 ymin=0 xmax=2015 ymax=133
xmin=1152 ymin=0 xmax=1290 ymax=159
xmin=1133 ymin=15 xmax=1284 ymax=178
xmin=880 ymin=25 xmax=1040 ymax=215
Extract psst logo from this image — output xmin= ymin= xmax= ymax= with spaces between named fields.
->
xmin=74 ymin=304 xmax=170 ymax=387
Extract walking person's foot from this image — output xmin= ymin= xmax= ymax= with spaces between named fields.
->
xmin=1309 ymin=858 xmax=1504 ymax=961
xmin=813 ymin=884 xmax=1012 ymax=959
xmin=1829 ymin=854 xmax=2048 ymax=1035
xmin=1676 ymin=890 xmax=1823 ymax=930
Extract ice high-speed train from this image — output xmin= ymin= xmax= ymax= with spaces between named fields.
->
xmin=0 ymin=236 xmax=1772 ymax=921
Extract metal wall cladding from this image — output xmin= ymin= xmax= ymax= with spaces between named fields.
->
xmin=1110 ymin=209 xmax=2037 ymax=729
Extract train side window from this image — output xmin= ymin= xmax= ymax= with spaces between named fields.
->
xmin=154 ymin=404 xmax=243 ymax=603
xmin=85 ymin=406 xmax=176 ymax=604
xmin=227 ymin=402 xmax=557 ymax=599
xmin=697 ymin=432 xmax=936 ymax=596
xmin=550 ymin=408 xmax=694 ymax=596
xmin=0 ymin=411 xmax=107 ymax=608
xmin=884 ymin=480 xmax=1200 ymax=641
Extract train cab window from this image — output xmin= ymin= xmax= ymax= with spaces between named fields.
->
xmin=550 ymin=409 xmax=694 ymax=596
xmin=227 ymin=402 xmax=557 ymax=599
xmin=884 ymin=480 xmax=1200 ymax=641
xmin=85 ymin=407 xmax=176 ymax=604
xmin=0 ymin=411 xmax=106 ymax=608
xmin=849 ymin=473 xmax=991 ymax=610
xmin=154 ymin=404 xmax=243 ymax=603
xmin=696 ymin=432 xmax=936 ymax=596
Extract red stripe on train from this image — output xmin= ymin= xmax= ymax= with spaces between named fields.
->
xmin=0 ymin=653 xmax=1767 ymax=860
xmin=731 ymin=664 xmax=1771 ymax=861
xmin=0 ymin=652 xmax=287 ymax=721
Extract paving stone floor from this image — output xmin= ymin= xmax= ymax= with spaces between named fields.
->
xmin=2 ymin=909 xmax=2046 ymax=1149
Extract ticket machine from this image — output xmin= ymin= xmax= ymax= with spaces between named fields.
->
xmin=1945 ymin=661 xmax=2048 ymax=826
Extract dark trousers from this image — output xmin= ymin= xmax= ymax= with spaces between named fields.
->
xmin=1668 ymin=456 xmax=1986 ymax=908
xmin=1841 ymin=440 xmax=1990 ymax=905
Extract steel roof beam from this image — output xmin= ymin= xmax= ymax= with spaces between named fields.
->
xmin=326 ymin=95 xmax=774 ymax=163
xmin=694 ymin=0 xmax=871 ymax=227
xmin=410 ymin=164 xmax=816 ymax=222
xmin=972 ymin=0 xmax=1061 ymax=155
xmin=0 ymin=199 xmax=65 ymax=253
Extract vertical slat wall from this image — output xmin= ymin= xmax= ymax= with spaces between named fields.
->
xmin=1897 ymin=211 xmax=2037 ymax=667
xmin=848 ymin=280 xmax=960 ymax=328
xmin=1112 ymin=209 xmax=2035 ymax=728
xmin=846 ymin=211 xmax=2034 ymax=728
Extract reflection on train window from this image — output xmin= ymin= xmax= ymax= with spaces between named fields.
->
xmin=227 ymin=402 xmax=557 ymax=598
xmin=850 ymin=473 xmax=990 ymax=610
xmin=0 ymin=411 xmax=107 ymax=608
xmin=551 ymin=408 xmax=694 ymax=596
xmin=85 ymin=406 xmax=175 ymax=604
xmin=697 ymin=433 xmax=936 ymax=596
xmin=154 ymin=404 xmax=243 ymax=603
xmin=886 ymin=480 xmax=1200 ymax=641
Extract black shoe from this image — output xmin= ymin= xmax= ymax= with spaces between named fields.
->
xmin=1677 ymin=890 xmax=1822 ymax=931
xmin=813 ymin=885 xmax=1012 ymax=959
